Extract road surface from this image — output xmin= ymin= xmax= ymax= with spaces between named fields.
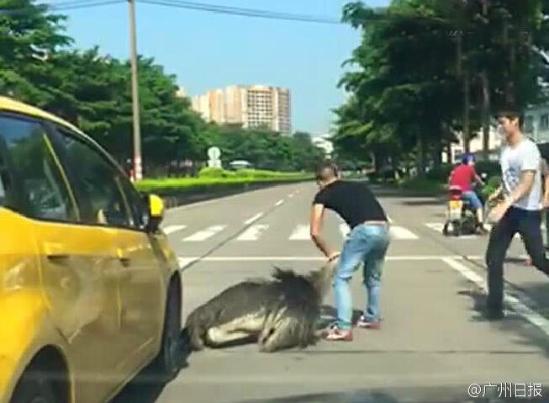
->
xmin=113 ymin=181 xmax=549 ymax=403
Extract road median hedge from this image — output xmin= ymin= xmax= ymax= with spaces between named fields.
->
xmin=135 ymin=175 xmax=313 ymax=194
xmin=134 ymin=169 xmax=314 ymax=207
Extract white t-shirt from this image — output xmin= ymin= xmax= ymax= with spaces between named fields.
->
xmin=500 ymin=138 xmax=543 ymax=211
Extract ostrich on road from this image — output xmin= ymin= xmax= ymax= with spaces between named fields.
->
xmin=184 ymin=258 xmax=339 ymax=353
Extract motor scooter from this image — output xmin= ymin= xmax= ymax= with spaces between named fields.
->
xmin=442 ymin=174 xmax=488 ymax=237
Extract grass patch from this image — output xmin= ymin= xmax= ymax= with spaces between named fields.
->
xmin=397 ymin=177 xmax=446 ymax=194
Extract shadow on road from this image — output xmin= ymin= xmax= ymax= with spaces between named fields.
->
xmin=457 ymin=284 xmax=549 ymax=359
xmin=237 ymin=385 xmax=549 ymax=403
xmin=110 ymin=330 xmax=193 ymax=403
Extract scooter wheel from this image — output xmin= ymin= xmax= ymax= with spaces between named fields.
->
xmin=442 ymin=224 xmax=449 ymax=236
xmin=452 ymin=224 xmax=461 ymax=237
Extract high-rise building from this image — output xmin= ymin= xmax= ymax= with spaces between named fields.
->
xmin=191 ymin=85 xmax=292 ymax=135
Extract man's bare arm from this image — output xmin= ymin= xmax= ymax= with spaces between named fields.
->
xmin=505 ymin=171 xmax=536 ymax=206
xmin=310 ymin=204 xmax=337 ymax=259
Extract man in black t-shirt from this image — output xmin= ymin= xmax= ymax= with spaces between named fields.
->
xmin=310 ymin=161 xmax=390 ymax=341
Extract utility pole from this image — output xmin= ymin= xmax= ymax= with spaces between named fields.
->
xmin=456 ymin=30 xmax=471 ymax=154
xmin=480 ymin=0 xmax=490 ymax=161
xmin=128 ymin=0 xmax=142 ymax=181
xmin=464 ymin=67 xmax=471 ymax=154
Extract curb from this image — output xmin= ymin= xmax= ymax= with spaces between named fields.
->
xmin=152 ymin=179 xmax=313 ymax=209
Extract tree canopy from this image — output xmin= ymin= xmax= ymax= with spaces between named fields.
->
xmin=0 ymin=0 xmax=326 ymax=176
xmin=333 ymin=0 xmax=549 ymax=175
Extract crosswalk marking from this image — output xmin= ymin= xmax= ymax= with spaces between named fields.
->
xmin=425 ymin=223 xmax=444 ymax=232
xmin=425 ymin=222 xmax=480 ymax=239
xmin=424 ymin=222 xmax=526 ymax=239
xmin=289 ymin=224 xmax=310 ymax=240
xmin=172 ymin=222 xmax=424 ymax=243
xmin=183 ymin=225 xmax=226 ymax=242
xmin=162 ymin=225 xmax=187 ymax=235
xmin=237 ymin=224 xmax=269 ymax=241
xmin=390 ymin=225 xmax=419 ymax=240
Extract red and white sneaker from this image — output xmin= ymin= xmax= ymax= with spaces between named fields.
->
xmin=356 ymin=316 xmax=381 ymax=329
xmin=322 ymin=325 xmax=353 ymax=341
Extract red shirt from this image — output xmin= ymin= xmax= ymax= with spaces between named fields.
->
xmin=449 ymin=164 xmax=477 ymax=192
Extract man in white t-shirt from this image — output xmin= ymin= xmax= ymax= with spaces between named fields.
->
xmin=485 ymin=109 xmax=549 ymax=320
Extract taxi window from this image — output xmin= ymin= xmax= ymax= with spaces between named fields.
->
xmin=0 ymin=143 xmax=8 ymax=206
xmin=54 ymin=129 xmax=133 ymax=228
xmin=0 ymin=115 xmax=77 ymax=222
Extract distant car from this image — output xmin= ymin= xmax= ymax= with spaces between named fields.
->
xmin=0 ymin=96 xmax=183 ymax=403
xmin=229 ymin=160 xmax=252 ymax=170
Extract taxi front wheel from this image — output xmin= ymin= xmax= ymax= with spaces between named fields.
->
xmin=10 ymin=363 xmax=59 ymax=403
xmin=151 ymin=281 xmax=183 ymax=382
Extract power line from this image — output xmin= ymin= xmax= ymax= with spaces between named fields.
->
xmin=3 ymin=0 xmax=344 ymax=24
xmin=0 ymin=0 xmax=122 ymax=14
xmin=52 ymin=0 xmax=123 ymax=10
xmin=137 ymin=0 xmax=343 ymax=25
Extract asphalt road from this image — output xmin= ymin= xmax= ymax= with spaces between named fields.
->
xmin=112 ymin=181 xmax=549 ymax=403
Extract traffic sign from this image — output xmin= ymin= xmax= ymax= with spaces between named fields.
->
xmin=208 ymin=147 xmax=221 ymax=160
xmin=208 ymin=159 xmax=222 ymax=168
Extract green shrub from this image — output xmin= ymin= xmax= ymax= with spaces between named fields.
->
xmin=426 ymin=163 xmax=454 ymax=182
xmin=398 ymin=177 xmax=445 ymax=193
xmin=475 ymin=161 xmax=500 ymax=177
xmin=480 ymin=175 xmax=501 ymax=199
xmin=198 ymin=167 xmax=236 ymax=178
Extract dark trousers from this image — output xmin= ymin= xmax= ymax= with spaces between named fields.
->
xmin=485 ymin=206 xmax=549 ymax=312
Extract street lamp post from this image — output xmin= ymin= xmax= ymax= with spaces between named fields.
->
xmin=128 ymin=0 xmax=142 ymax=181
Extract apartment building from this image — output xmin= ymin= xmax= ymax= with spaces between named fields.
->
xmin=191 ymin=85 xmax=292 ymax=135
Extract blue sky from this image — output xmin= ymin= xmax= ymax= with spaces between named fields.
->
xmin=52 ymin=0 xmax=390 ymax=135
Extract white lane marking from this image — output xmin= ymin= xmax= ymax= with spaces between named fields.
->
xmin=390 ymin=226 xmax=419 ymax=240
xmin=178 ymin=257 xmax=199 ymax=270
xmin=244 ymin=212 xmax=264 ymax=225
xmin=237 ymin=224 xmax=269 ymax=241
xmin=289 ymin=224 xmax=310 ymax=240
xmin=183 ymin=225 xmax=226 ymax=242
xmin=387 ymin=215 xmax=393 ymax=223
xmin=178 ymin=255 xmax=465 ymax=262
xmin=466 ymin=254 xmax=530 ymax=261
xmin=275 ymin=199 xmax=284 ymax=207
xmin=288 ymin=193 xmax=295 ymax=199
xmin=442 ymin=257 xmax=549 ymax=337
xmin=162 ymin=225 xmax=187 ymax=234
xmin=425 ymin=222 xmax=444 ymax=232
xmin=166 ymin=183 xmax=306 ymax=212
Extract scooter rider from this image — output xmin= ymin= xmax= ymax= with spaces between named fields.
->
xmin=448 ymin=153 xmax=488 ymax=234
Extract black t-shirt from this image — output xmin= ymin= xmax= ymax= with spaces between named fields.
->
xmin=312 ymin=180 xmax=387 ymax=229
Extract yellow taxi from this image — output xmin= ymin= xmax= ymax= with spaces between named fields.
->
xmin=0 ymin=96 xmax=184 ymax=403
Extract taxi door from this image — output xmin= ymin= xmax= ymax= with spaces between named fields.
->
xmin=51 ymin=125 xmax=164 ymax=375
xmin=0 ymin=114 xmax=125 ymax=402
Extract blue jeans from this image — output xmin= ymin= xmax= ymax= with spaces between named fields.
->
xmin=333 ymin=223 xmax=391 ymax=330
xmin=462 ymin=190 xmax=482 ymax=210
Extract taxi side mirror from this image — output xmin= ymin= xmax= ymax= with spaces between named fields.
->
xmin=145 ymin=193 xmax=165 ymax=233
